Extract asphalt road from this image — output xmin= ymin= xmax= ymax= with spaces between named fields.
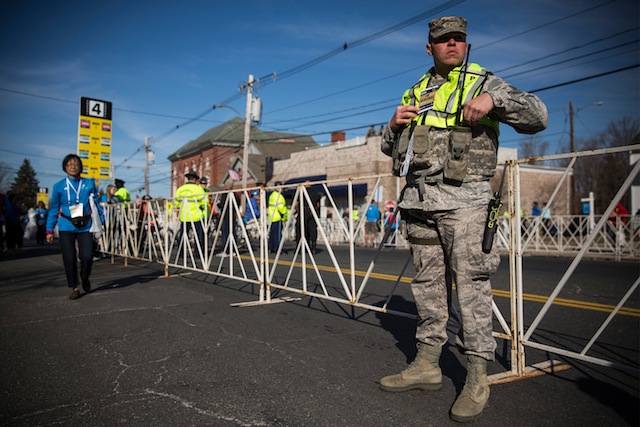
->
xmin=0 ymin=240 xmax=638 ymax=426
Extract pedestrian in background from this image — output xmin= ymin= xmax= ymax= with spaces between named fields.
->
xmin=175 ymin=171 xmax=206 ymax=254
xmin=101 ymin=184 xmax=117 ymax=205
xmin=379 ymin=16 xmax=547 ymax=422
xmin=114 ymin=179 xmax=130 ymax=203
xmin=46 ymin=154 xmax=103 ymax=300
xmin=531 ymin=201 xmax=541 ymax=217
xmin=244 ymin=189 xmax=261 ymax=224
xmin=35 ymin=201 xmax=48 ymax=245
xmin=216 ymin=182 xmax=237 ymax=256
xmin=267 ymin=182 xmax=289 ymax=253
xmin=364 ymin=201 xmax=380 ymax=247
xmin=302 ymin=181 xmax=321 ymax=254
xmin=4 ymin=191 xmax=23 ymax=252
xmin=0 ymin=192 xmax=5 ymax=254
xmin=295 ymin=181 xmax=321 ymax=253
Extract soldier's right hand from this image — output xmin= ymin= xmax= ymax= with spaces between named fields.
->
xmin=389 ymin=105 xmax=419 ymax=133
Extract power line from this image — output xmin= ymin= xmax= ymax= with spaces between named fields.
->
xmin=495 ymin=26 xmax=639 ymax=73
xmin=265 ymin=23 xmax=637 ymax=129
xmin=1 ymin=0 xmax=635 ymax=158
xmin=1 ymin=1 xmax=627 ymax=143
xmin=141 ymin=0 xmax=631 ymax=138
xmin=263 ymin=31 xmax=638 ymax=133
xmin=146 ymin=1 xmax=468 ymax=142
xmin=530 ymin=63 xmax=639 ymax=93
xmin=256 ymin=64 xmax=640 ymax=138
xmin=256 ymin=0 xmax=467 ymax=86
xmin=474 ymin=0 xmax=618 ymax=51
xmin=0 ymin=88 xmax=77 ymax=105
xmin=503 ymin=40 xmax=638 ymax=80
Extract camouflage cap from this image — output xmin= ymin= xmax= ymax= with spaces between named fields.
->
xmin=429 ymin=16 xmax=467 ymax=40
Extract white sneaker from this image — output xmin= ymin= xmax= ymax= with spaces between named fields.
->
xmin=215 ymin=253 xmax=227 ymax=257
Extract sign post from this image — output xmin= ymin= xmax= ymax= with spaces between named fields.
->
xmin=77 ymin=97 xmax=112 ymax=185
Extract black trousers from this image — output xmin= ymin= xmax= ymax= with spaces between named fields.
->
xmin=36 ymin=224 xmax=46 ymax=245
xmin=58 ymin=231 xmax=94 ymax=288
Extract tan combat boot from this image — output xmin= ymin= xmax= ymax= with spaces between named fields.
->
xmin=379 ymin=343 xmax=442 ymax=392
xmin=450 ymin=355 xmax=490 ymax=423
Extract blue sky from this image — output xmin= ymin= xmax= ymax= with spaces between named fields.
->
xmin=1 ymin=0 xmax=638 ymax=198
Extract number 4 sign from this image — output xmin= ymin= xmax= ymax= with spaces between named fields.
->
xmin=80 ymin=97 xmax=112 ymax=120
xmin=89 ymin=100 xmax=105 ymax=118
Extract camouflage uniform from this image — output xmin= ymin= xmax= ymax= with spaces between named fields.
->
xmin=381 ymin=62 xmax=548 ymax=361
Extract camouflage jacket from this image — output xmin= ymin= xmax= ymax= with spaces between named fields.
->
xmin=381 ymin=68 xmax=548 ymax=211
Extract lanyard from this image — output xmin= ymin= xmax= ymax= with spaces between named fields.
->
xmin=66 ymin=177 xmax=84 ymax=204
xmin=400 ymin=121 xmax=416 ymax=177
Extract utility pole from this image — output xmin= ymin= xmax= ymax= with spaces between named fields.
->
xmin=144 ymin=136 xmax=150 ymax=196
xmin=241 ymin=74 xmax=254 ymax=214
xmin=569 ymin=101 xmax=575 ymax=214
xmin=568 ymin=101 xmax=603 ymax=214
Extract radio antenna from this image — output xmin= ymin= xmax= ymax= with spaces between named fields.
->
xmin=454 ymin=43 xmax=471 ymax=128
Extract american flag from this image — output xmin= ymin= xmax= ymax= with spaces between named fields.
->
xmin=228 ymin=168 xmax=241 ymax=181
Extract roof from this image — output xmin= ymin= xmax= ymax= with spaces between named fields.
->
xmin=167 ymin=117 xmax=317 ymax=161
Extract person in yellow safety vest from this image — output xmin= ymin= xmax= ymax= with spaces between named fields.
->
xmin=351 ymin=207 xmax=360 ymax=221
xmin=114 ymin=179 xmax=131 ymax=203
xmin=174 ymin=171 xmax=206 ymax=252
xmin=267 ymin=182 xmax=289 ymax=253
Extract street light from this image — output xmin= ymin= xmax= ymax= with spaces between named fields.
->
xmin=569 ymin=101 xmax=603 ymax=153
xmin=215 ymin=103 xmax=242 ymax=116
xmin=569 ymin=101 xmax=603 ymax=213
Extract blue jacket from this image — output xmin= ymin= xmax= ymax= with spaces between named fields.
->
xmin=244 ymin=197 xmax=260 ymax=222
xmin=365 ymin=204 xmax=380 ymax=222
xmin=46 ymin=176 xmax=103 ymax=233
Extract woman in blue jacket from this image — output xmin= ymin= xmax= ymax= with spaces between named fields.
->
xmin=46 ymin=154 xmax=103 ymax=300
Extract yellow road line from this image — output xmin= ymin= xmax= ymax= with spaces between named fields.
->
xmin=243 ymin=255 xmax=640 ymax=318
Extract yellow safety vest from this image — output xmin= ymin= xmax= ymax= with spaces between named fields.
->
xmin=402 ymin=63 xmax=499 ymax=132
xmin=175 ymin=183 xmax=206 ymax=222
xmin=267 ymin=191 xmax=288 ymax=222
xmin=114 ymin=187 xmax=131 ymax=203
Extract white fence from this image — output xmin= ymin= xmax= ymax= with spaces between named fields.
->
xmin=100 ymin=145 xmax=640 ymax=381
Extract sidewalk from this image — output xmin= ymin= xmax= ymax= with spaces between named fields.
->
xmin=0 ymin=240 xmax=637 ymax=426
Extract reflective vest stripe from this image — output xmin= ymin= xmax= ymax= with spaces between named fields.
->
xmin=402 ymin=64 xmax=499 ymax=132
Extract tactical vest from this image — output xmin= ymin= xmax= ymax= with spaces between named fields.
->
xmin=391 ymin=63 xmax=500 ymax=183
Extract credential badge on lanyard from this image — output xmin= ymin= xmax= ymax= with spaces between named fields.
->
xmin=66 ymin=178 xmax=84 ymax=218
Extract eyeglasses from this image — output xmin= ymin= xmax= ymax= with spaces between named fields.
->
xmin=431 ymin=34 xmax=466 ymax=44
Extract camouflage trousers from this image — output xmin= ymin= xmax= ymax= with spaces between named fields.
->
xmin=404 ymin=205 xmax=500 ymax=361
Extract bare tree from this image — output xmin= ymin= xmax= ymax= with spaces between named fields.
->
xmin=573 ymin=116 xmax=639 ymax=214
xmin=519 ymin=135 xmax=550 ymax=160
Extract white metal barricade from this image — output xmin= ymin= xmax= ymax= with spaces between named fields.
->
xmin=101 ymin=145 xmax=640 ymax=382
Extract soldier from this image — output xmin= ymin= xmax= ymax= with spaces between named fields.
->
xmin=379 ymin=16 xmax=548 ymax=422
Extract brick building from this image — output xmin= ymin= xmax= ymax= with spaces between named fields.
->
xmin=271 ymin=132 xmax=398 ymax=212
xmin=168 ymin=118 xmax=570 ymax=216
xmin=167 ymin=117 xmax=317 ymax=195
xmin=272 ymin=133 xmax=570 ymax=216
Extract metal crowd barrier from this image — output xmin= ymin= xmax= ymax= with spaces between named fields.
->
xmin=100 ymin=145 xmax=640 ymax=382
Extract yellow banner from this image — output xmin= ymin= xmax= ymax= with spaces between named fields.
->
xmin=77 ymin=97 xmax=112 ymax=185
xmin=36 ymin=188 xmax=49 ymax=208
